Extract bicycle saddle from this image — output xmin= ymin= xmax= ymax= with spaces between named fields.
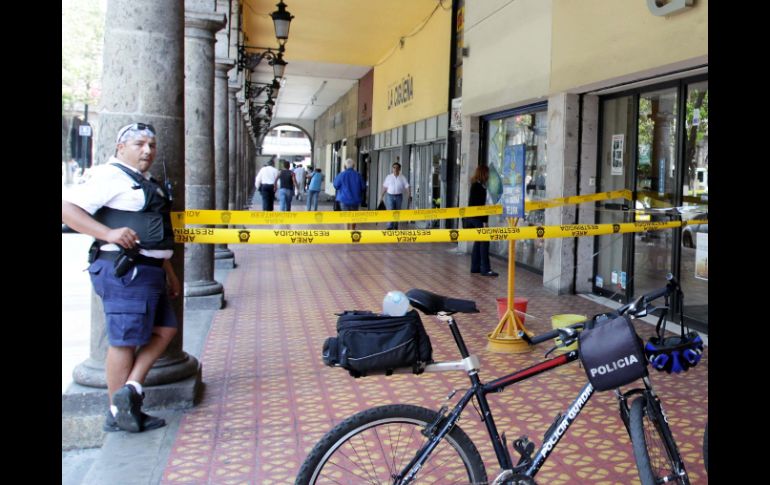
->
xmin=406 ymin=289 xmax=479 ymax=315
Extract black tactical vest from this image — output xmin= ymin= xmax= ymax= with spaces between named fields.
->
xmin=93 ymin=163 xmax=175 ymax=250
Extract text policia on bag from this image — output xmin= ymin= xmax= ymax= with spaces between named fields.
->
xmin=322 ymin=310 xmax=433 ymax=377
xmin=578 ymin=314 xmax=648 ymax=391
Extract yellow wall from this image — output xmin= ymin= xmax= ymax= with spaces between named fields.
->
xmin=372 ymin=6 xmax=451 ymax=133
xmin=551 ymin=0 xmax=708 ymax=93
xmin=462 ymin=0 xmax=553 ymax=116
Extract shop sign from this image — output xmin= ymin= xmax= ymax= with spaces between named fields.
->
xmin=387 ymin=74 xmax=414 ymax=110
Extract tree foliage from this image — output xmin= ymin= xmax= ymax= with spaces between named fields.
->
xmin=62 ymin=0 xmax=105 ymax=110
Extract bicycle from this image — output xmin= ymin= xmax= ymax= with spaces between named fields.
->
xmin=296 ymin=274 xmax=693 ymax=485
xmin=703 ymin=421 xmax=708 ymax=474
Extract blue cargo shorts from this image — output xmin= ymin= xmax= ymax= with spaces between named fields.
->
xmin=87 ymin=258 xmax=178 ymax=347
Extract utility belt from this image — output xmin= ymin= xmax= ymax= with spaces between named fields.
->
xmin=96 ymin=251 xmax=165 ymax=267
xmin=88 ymin=243 xmax=164 ymax=277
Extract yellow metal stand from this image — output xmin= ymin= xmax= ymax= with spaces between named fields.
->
xmin=487 ymin=217 xmax=533 ymax=353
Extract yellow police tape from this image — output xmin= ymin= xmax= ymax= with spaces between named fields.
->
xmin=174 ymin=219 xmax=707 ymax=245
xmin=171 ymin=205 xmax=500 ymax=227
xmin=171 ymin=189 xmax=633 ymax=227
xmin=638 ymin=190 xmax=708 ymax=208
xmin=525 ymin=189 xmax=632 ymax=211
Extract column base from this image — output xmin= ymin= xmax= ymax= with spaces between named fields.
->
xmin=184 ymin=280 xmax=225 ymax=309
xmin=72 ymin=352 xmax=201 ymax=388
xmin=62 ymin=369 xmax=202 ymax=450
xmin=214 ymin=247 xmax=235 ymax=268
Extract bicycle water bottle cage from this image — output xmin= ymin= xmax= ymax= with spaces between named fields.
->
xmin=644 ymin=332 xmax=703 ymax=374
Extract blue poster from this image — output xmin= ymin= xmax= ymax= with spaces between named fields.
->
xmin=502 ymin=144 xmax=526 ymax=218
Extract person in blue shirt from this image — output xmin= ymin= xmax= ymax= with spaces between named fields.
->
xmin=306 ymin=167 xmax=324 ymax=211
xmin=333 ymin=158 xmax=366 ymax=229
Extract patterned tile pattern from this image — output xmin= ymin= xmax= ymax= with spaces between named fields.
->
xmin=162 ymin=241 xmax=708 ymax=484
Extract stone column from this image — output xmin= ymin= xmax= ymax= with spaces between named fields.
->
xmin=228 ymin=83 xmax=240 ymax=211
xmin=458 ymin=115 xmax=480 ymax=253
xmin=237 ymin=98 xmax=248 ymax=209
xmin=576 ymin=95 xmax=600 ymax=294
xmin=183 ymin=10 xmax=226 ymax=310
xmin=214 ymin=59 xmax=235 ymax=268
xmin=543 ymin=93 xmax=581 ymax=294
xmin=67 ymin=0 xmax=199 ymax=422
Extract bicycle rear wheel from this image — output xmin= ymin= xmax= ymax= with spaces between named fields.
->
xmin=629 ymin=396 xmax=690 ymax=485
xmin=295 ymin=404 xmax=487 ymax=485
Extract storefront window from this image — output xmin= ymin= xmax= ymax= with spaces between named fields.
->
xmin=594 ymin=77 xmax=708 ymax=332
xmin=680 ymin=81 xmax=708 ymax=326
xmin=485 ymin=107 xmax=548 ymax=272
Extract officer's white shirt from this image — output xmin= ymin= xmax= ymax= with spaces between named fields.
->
xmin=382 ymin=174 xmax=410 ymax=195
xmin=255 ymin=165 xmax=280 ymax=187
xmin=63 ymin=157 xmax=172 ymax=259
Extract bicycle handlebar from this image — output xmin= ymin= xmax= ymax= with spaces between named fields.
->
xmin=522 ymin=273 xmax=681 ymax=348
xmin=616 ymin=272 xmax=679 ymax=318
xmin=519 ymin=322 xmax=584 ymax=346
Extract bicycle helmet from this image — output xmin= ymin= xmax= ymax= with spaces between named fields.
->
xmin=642 ymin=278 xmax=704 ymax=374
xmin=644 ymin=332 xmax=704 ymax=374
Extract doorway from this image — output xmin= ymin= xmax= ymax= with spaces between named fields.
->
xmin=594 ymin=77 xmax=708 ymax=332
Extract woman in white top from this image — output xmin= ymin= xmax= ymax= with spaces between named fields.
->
xmin=379 ymin=162 xmax=411 ymax=230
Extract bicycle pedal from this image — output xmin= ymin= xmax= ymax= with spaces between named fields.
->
xmin=493 ymin=469 xmax=537 ymax=485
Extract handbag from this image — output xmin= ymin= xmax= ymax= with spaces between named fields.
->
xmin=333 ymin=200 xmax=341 ymax=211
xmin=377 ymin=200 xmax=386 ymax=211
xmin=322 ymin=309 xmax=433 ymax=378
xmin=578 ymin=314 xmax=648 ymax=391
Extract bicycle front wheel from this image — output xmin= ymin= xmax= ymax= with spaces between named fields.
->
xmin=295 ymin=403 xmax=487 ymax=485
xmin=629 ymin=396 xmax=690 ymax=485
xmin=702 ymin=421 xmax=708 ymax=474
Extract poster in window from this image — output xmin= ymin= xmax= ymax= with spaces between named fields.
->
xmin=611 ymin=134 xmax=624 ymax=176
xmin=502 ymin=144 xmax=526 ymax=218
xmin=450 ymin=97 xmax=462 ymax=131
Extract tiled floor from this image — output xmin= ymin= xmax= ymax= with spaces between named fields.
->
xmin=161 ymin=238 xmax=708 ymax=484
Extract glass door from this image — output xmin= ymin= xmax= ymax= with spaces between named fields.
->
xmin=594 ymin=95 xmax=636 ymax=300
xmin=679 ymin=80 xmax=708 ymax=329
xmin=412 ymin=144 xmax=432 ymax=213
xmin=632 ymin=87 xmax=678 ymax=298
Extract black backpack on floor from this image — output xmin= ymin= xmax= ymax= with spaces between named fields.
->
xmin=322 ymin=309 xmax=433 ymax=378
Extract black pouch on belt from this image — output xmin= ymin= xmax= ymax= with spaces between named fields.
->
xmin=113 ymin=248 xmax=139 ymax=277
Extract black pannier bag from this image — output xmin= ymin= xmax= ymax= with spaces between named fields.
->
xmin=578 ymin=314 xmax=648 ymax=391
xmin=322 ymin=309 xmax=433 ymax=377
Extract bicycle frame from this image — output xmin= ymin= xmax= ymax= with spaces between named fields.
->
xmin=396 ymin=313 xmax=598 ymax=483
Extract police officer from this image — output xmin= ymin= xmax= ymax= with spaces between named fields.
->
xmin=62 ymin=123 xmax=180 ymax=433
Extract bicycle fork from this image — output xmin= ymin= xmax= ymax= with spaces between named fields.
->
xmin=396 ymin=386 xmax=480 ymax=484
xmin=618 ymin=377 xmax=690 ymax=484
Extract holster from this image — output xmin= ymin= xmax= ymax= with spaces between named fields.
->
xmin=87 ymin=241 xmax=100 ymax=264
xmin=113 ymin=247 xmax=139 ymax=277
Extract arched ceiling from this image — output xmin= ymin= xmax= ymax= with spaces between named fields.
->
xmin=242 ymin=0 xmax=443 ymax=121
